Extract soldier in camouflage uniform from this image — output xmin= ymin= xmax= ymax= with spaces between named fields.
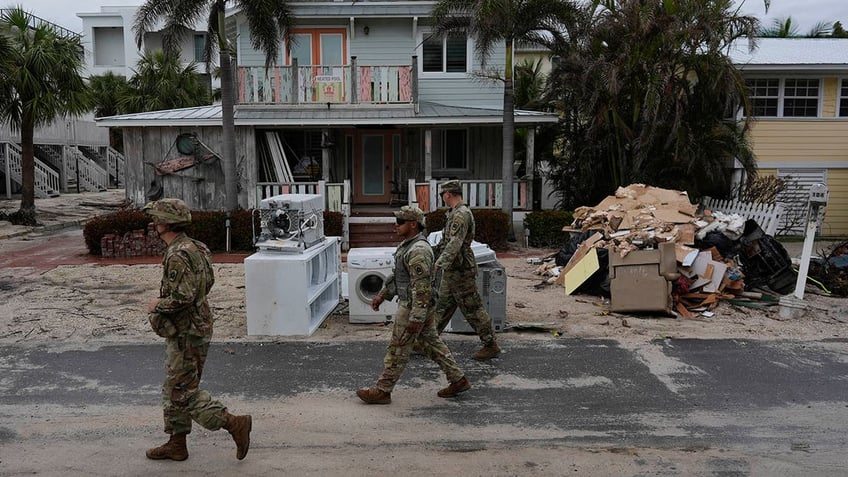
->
xmin=431 ymin=180 xmax=501 ymax=360
xmin=356 ymin=205 xmax=471 ymax=404
xmin=143 ymin=198 xmax=252 ymax=461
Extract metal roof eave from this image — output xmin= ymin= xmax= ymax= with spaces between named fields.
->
xmin=96 ymin=107 xmax=559 ymax=128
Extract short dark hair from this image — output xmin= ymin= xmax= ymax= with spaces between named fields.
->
xmin=169 ymin=223 xmax=188 ymax=233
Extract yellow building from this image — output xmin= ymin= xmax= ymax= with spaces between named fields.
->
xmin=732 ymin=38 xmax=848 ymax=237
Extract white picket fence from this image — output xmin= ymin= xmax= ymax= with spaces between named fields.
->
xmin=702 ymin=197 xmax=784 ymax=236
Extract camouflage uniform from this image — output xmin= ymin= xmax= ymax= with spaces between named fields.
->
xmin=432 ymin=181 xmax=497 ymax=348
xmin=374 ymin=207 xmax=465 ymax=393
xmin=144 ymin=198 xmax=251 ymax=461
xmin=145 ymin=199 xmax=228 ymax=435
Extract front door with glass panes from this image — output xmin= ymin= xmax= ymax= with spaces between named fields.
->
xmin=288 ymin=29 xmax=346 ymax=102
xmin=352 ymin=131 xmax=401 ymax=204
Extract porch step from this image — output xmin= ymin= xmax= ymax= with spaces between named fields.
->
xmin=348 ymin=222 xmax=399 ymax=249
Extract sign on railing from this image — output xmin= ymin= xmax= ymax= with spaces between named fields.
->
xmin=238 ymin=64 xmax=412 ymax=105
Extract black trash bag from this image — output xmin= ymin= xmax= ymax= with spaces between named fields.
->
xmin=555 ymin=231 xmax=610 ymax=297
xmin=738 ymin=219 xmax=795 ymax=295
xmin=695 ymin=230 xmax=740 ymax=259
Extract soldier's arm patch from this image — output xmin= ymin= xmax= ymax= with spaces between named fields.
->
xmin=168 ymin=269 xmax=178 ymax=281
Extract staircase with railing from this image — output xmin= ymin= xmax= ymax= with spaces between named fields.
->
xmin=1 ymin=141 xmax=60 ymax=198
xmin=105 ymin=146 xmax=125 ymax=187
xmin=62 ymin=146 xmax=109 ymax=193
xmin=77 ymin=145 xmax=124 ymax=187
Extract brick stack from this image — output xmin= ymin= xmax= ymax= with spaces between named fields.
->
xmin=100 ymin=223 xmax=165 ymax=258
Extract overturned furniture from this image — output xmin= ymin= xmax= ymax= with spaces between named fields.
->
xmin=608 ymin=242 xmax=678 ymax=315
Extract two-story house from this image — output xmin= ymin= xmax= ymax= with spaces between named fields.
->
xmin=96 ymin=0 xmax=559 ymax=239
xmin=78 ymin=5 xmax=218 ymax=92
xmin=731 ymin=38 xmax=848 ymax=236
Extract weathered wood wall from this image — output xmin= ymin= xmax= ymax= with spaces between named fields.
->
xmin=122 ymin=126 xmax=257 ymax=210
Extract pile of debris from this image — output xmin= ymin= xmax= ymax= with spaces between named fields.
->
xmin=537 ymin=184 xmax=796 ymax=317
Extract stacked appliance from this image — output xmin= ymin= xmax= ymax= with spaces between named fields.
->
xmin=254 ymin=193 xmax=325 ymax=252
xmin=347 ymin=247 xmax=399 ymax=323
xmin=245 ymin=193 xmax=341 ymax=336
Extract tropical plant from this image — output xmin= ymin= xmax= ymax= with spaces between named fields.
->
xmin=0 ymin=7 xmax=90 ymax=219
xmin=831 ymin=21 xmax=848 ymax=38
xmin=429 ymin=0 xmax=577 ymax=235
xmin=545 ymin=0 xmax=761 ymax=209
xmin=88 ymin=71 xmax=129 ymax=118
xmin=758 ymin=16 xmax=832 ymax=38
xmin=119 ymin=50 xmax=211 ymax=113
xmin=134 ymin=0 xmax=295 ymax=211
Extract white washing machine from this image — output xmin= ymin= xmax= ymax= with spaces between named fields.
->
xmin=347 ymin=247 xmax=399 ymax=323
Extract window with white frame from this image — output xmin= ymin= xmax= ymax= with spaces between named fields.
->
xmin=745 ymin=78 xmax=820 ymax=118
xmin=193 ymin=34 xmax=206 ymax=62
xmin=433 ymin=129 xmax=468 ymax=169
xmin=421 ymin=32 xmax=469 ymax=74
xmin=839 ymin=80 xmax=848 ymax=117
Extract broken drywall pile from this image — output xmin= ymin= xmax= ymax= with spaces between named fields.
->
xmin=548 ymin=184 xmax=790 ymax=317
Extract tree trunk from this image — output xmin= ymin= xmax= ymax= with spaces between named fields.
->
xmin=219 ymin=43 xmax=239 ymax=210
xmin=19 ymin=112 xmax=36 ymax=214
xmin=502 ymin=40 xmax=515 ymax=239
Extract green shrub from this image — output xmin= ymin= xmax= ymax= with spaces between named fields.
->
xmin=473 ymin=209 xmax=510 ymax=250
xmin=524 ymin=210 xmax=574 ymax=248
xmin=425 ymin=207 xmax=510 ymax=251
xmin=425 ymin=208 xmax=448 ymax=234
xmin=83 ymin=209 xmax=149 ymax=255
xmin=83 ymin=208 xmax=259 ymax=255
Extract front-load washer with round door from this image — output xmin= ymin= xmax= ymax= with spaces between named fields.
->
xmin=347 ymin=247 xmax=399 ymax=323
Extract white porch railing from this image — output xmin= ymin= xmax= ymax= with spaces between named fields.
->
xmin=65 ymin=146 xmax=109 ymax=192
xmin=1 ymin=141 xmax=60 ymax=198
xmin=105 ymin=146 xmax=125 ymax=186
xmin=410 ymin=179 xmax=530 ymax=212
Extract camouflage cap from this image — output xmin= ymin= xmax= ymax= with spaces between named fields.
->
xmin=394 ymin=205 xmax=426 ymax=226
xmin=440 ymin=180 xmax=462 ymax=195
xmin=143 ymin=198 xmax=192 ymax=225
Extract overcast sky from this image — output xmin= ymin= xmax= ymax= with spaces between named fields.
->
xmin=10 ymin=0 xmax=848 ymax=35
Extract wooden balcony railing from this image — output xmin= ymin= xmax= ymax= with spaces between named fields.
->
xmin=238 ymin=60 xmax=414 ymax=105
xmin=412 ymin=179 xmax=529 ymax=212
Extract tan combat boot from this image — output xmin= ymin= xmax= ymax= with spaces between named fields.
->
xmin=145 ymin=433 xmax=188 ymax=461
xmin=223 ymin=411 xmax=252 ymax=460
xmin=437 ymin=376 xmax=471 ymax=398
xmin=356 ymin=387 xmax=391 ymax=404
xmin=472 ymin=343 xmax=501 ymax=360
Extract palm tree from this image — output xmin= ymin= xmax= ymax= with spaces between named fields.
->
xmin=758 ymin=16 xmax=832 ymax=37
xmin=545 ymin=0 xmax=762 ymax=208
xmin=120 ymin=50 xmax=211 ymax=114
xmin=88 ymin=71 xmax=129 ymax=118
xmin=0 ymin=7 xmax=89 ymax=217
xmin=430 ymin=0 xmax=577 ymax=235
xmin=134 ymin=0 xmax=295 ymax=211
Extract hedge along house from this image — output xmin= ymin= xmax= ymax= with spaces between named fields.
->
xmin=95 ymin=0 xmax=559 ymax=248
xmin=731 ymin=38 xmax=848 ymax=236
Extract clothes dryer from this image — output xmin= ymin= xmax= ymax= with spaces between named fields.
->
xmin=347 ymin=247 xmax=399 ymax=323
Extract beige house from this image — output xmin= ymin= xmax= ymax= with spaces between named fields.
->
xmin=732 ymin=38 xmax=848 ymax=237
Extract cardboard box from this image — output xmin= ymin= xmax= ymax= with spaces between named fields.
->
xmin=609 ymin=242 xmax=676 ymax=315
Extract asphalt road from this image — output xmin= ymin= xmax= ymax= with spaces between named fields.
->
xmin=1 ymin=338 xmax=847 ymax=475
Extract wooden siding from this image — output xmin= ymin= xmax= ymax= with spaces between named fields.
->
xmin=406 ymin=126 xmax=503 ymax=181
xmin=748 ymin=120 xmax=848 ymax=166
xmin=823 ymin=78 xmax=838 ymax=117
xmin=122 ymin=126 xmax=256 ymax=210
xmin=349 ymin=19 xmax=414 ymax=65
xmin=824 ymin=168 xmax=848 ymax=236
